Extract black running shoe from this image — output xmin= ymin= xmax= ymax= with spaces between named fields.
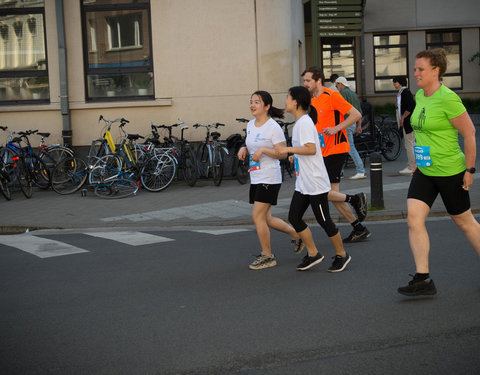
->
xmin=328 ymin=253 xmax=351 ymax=272
xmin=343 ymin=227 xmax=371 ymax=243
xmin=398 ymin=275 xmax=437 ymax=296
xmin=351 ymin=192 xmax=367 ymax=222
xmin=296 ymin=253 xmax=324 ymax=271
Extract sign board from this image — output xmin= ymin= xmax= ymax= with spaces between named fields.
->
xmin=318 ymin=0 xmax=363 ymax=4
xmin=318 ymin=6 xmax=362 ymax=11
xmin=319 ymin=31 xmax=362 ymax=37
xmin=319 ymin=12 xmax=362 ymax=17
xmin=319 ymin=24 xmax=362 ymax=30
xmin=319 ymin=18 xmax=362 ymax=24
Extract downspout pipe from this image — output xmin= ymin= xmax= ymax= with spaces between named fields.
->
xmin=55 ymin=0 xmax=72 ymax=147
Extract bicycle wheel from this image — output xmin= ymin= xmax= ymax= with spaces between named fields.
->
xmin=0 ymin=172 xmax=11 ymax=200
xmin=381 ymin=127 xmax=402 ymax=161
xmin=212 ymin=147 xmax=223 ymax=186
xmin=52 ymin=157 xmax=88 ymax=194
xmin=182 ymin=146 xmax=197 ymax=187
xmin=94 ymin=178 xmax=138 ymax=199
xmin=16 ymin=158 xmax=33 ymax=199
xmin=27 ymin=154 xmax=51 ymax=189
xmin=140 ymin=153 xmax=176 ymax=192
xmin=40 ymin=146 xmax=74 ymax=172
xmin=89 ymin=154 xmax=122 ymax=185
xmin=236 ymin=157 xmax=249 ymax=185
xmin=196 ymin=143 xmax=209 ymax=178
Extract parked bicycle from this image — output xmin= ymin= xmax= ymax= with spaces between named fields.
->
xmin=232 ymin=118 xmax=249 ymax=184
xmin=0 ymin=127 xmax=34 ymax=198
xmin=194 ymin=123 xmax=228 ymax=186
xmin=352 ymin=113 xmax=402 ymax=161
xmin=150 ymin=120 xmax=198 ymax=187
xmin=276 ymin=119 xmax=295 ymax=179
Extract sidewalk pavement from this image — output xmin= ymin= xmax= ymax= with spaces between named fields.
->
xmin=1 ymin=149 xmax=479 ymax=233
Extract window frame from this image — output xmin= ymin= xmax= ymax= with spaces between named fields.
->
xmin=425 ymin=29 xmax=462 ymax=90
xmin=373 ymin=33 xmax=408 ymax=93
xmin=0 ymin=5 xmax=49 ymax=105
xmin=81 ymin=1 xmax=154 ymax=102
xmin=321 ymin=37 xmax=357 ymax=89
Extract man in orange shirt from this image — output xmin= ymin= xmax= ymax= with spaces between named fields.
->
xmin=302 ymin=67 xmax=371 ymax=244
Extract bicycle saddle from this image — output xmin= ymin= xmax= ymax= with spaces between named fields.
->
xmin=211 ymin=131 xmax=221 ymax=140
xmin=37 ymin=132 xmax=50 ymax=137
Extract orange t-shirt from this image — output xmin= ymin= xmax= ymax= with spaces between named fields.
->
xmin=311 ymin=87 xmax=352 ymax=157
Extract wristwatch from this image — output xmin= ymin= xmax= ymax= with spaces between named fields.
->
xmin=466 ymin=167 xmax=476 ymax=174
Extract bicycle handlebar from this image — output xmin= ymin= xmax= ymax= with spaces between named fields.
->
xmin=0 ymin=126 xmax=7 ymax=131
xmin=236 ymin=118 xmax=249 ymax=123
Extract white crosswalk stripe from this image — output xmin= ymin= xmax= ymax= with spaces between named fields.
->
xmin=0 ymin=229 xmax=250 ymax=258
xmin=0 ymin=234 xmax=89 ymax=258
xmin=192 ymin=228 xmax=251 ymax=235
xmin=84 ymin=231 xmax=174 ymax=246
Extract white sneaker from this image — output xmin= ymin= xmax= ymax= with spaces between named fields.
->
xmin=349 ymin=172 xmax=367 ymax=180
xmin=399 ymin=167 xmax=414 ymax=175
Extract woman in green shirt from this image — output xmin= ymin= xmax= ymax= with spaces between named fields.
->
xmin=398 ymin=48 xmax=480 ymax=297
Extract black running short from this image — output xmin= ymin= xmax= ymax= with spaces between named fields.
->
xmin=323 ymin=153 xmax=348 ymax=183
xmin=249 ymin=183 xmax=281 ymax=205
xmin=407 ymin=169 xmax=471 ymax=215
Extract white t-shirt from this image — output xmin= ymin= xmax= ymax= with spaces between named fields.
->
xmin=292 ymin=114 xmax=331 ymax=195
xmin=245 ymin=118 xmax=285 ymax=184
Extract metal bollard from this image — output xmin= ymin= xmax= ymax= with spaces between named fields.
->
xmin=370 ymin=152 xmax=384 ymax=209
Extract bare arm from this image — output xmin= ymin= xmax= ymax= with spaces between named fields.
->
xmin=324 ymin=106 xmax=362 ymax=136
xmin=252 ymin=141 xmax=287 ymax=162
xmin=450 ymin=111 xmax=476 ymax=190
xmin=279 ymin=142 xmax=316 ymax=156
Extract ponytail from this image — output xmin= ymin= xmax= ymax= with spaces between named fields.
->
xmin=308 ymin=105 xmax=317 ymax=124
xmin=269 ymin=106 xmax=285 ymax=119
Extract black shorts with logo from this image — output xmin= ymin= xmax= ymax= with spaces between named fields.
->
xmin=249 ymin=183 xmax=281 ymax=205
xmin=323 ymin=153 xmax=348 ymax=183
xmin=407 ymin=169 xmax=470 ymax=215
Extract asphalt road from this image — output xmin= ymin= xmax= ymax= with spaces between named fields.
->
xmin=1 ymin=218 xmax=479 ymax=374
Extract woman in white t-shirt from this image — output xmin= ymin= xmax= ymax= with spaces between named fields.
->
xmin=237 ymin=91 xmax=302 ymax=270
xmin=280 ymin=86 xmax=349 ymax=271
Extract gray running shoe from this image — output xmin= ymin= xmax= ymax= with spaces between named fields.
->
xmin=249 ymin=254 xmax=277 ymax=270
xmin=343 ymin=228 xmax=371 ymax=243
xmin=351 ymin=192 xmax=368 ymax=222
xmin=328 ymin=253 xmax=351 ymax=272
xmin=398 ymin=275 xmax=437 ymax=296
xmin=296 ymin=253 xmax=324 ymax=271
xmin=292 ymin=238 xmax=305 ymax=254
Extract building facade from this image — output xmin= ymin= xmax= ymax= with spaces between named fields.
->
xmin=0 ymin=0 xmax=478 ymax=146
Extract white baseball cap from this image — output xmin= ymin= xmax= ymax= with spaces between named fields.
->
xmin=335 ymin=76 xmax=350 ymax=87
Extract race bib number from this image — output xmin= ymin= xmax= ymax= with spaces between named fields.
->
xmin=294 ymin=156 xmax=299 ymax=176
xmin=249 ymin=154 xmax=261 ymax=172
xmin=414 ymin=146 xmax=432 ymax=167
xmin=318 ymin=133 xmax=326 ymax=148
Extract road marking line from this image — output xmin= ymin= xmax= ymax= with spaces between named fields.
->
xmin=84 ymin=231 xmax=174 ymax=246
xmin=0 ymin=234 xmax=89 ymax=258
xmin=192 ymin=229 xmax=251 ymax=235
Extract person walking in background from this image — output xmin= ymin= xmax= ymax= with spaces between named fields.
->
xmin=328 ymin=74 xmax=339 ymax=92
xmin=237 ymin=91 xmax=303 ymax=270
xmin=302 ymin=67 xmax=371 ymax=244
xmin=398 ymin=49 xmax=480 ymax=296
xmin=393 ymin=76 xmax=416 ymax=175
xmin=280 ymin=86 xmax=351 ymax=272
xmin=335 ymin=76 xmax=366 ymax=180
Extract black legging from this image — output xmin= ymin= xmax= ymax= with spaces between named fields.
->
xmin=288 ymin=190 xmax=338 ymax=237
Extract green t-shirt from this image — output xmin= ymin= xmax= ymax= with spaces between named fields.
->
xmin=411 ymin=84 xmax=466 ymax=176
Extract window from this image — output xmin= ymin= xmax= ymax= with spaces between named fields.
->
xmin=322 ymin=37 xmax=357 ymax=91
xmin=81 ymin=0 xmax=153 ymax=101
xmin=426 ymin=30 xmax=461 ymax=89
xmin=0 ymin=1 xmax=49 ymax=104
xmin=374 ymin=34 xmax=408 ymax=92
